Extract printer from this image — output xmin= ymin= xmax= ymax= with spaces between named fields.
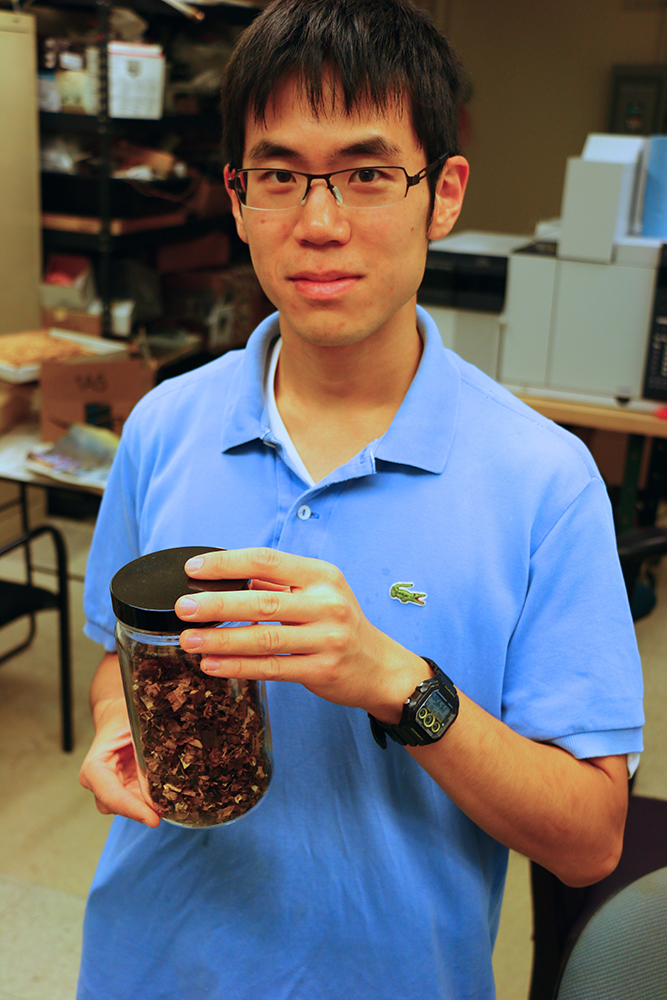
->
xmin=418 ymin=230 xmax=529 ymax=380
xmin=420 ymin=134 xmax=667 ymax=406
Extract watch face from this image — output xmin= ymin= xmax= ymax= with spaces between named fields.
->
xmin=416 ymin=690 xmax=452 ymax=736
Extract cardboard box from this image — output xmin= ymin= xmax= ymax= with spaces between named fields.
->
xmin=40 ymin=355 xmax=154 ymax=442
xmin=40 ymin=254 xmax=96 ymax=311
xmin=42 ymin=301 xmax=135 ymax=339
xmin=41 ymin=306 xmax=100 ymax=338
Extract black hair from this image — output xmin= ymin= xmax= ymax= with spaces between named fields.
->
xmin=220 ymin=0 xmax=467 ymax=202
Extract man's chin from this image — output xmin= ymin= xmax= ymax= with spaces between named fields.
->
xmin=284 ymin=322 xmax=375 ymax=349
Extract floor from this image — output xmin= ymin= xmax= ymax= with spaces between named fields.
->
xmin=0 ymin=513 xmax=665 ymax=1000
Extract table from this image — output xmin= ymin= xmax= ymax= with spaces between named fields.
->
xmin=0 ymin=421 xmax=103 ymax=543
xmin=516 ymin=395 xmax=667 ymax=532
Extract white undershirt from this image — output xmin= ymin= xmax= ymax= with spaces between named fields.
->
xmin=264 ymin=337 xmax=316 ymax=487
xmin=261 ymin=336 xmax=640 ymax=778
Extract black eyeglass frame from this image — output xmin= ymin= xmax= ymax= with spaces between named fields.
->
xmin=229 ymin=153 xmax=450 ymax=210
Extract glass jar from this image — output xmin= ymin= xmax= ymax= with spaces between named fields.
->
xmin=110 ymin=546 xmax=273 ymax=829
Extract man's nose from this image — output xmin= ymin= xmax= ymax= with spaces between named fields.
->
xmin=294 ymin=179 xmax=350 ymax=243
xmin=302 ymin=176 xmax=343 ymax=206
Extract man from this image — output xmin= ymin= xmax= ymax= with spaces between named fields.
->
xmin=78 ymin=1 xmax=644 ymax=997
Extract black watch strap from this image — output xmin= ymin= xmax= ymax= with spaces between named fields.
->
xmin=369 ymin=658 xmax=459 ymax=749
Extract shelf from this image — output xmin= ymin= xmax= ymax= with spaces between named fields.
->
xmin=41 ymin=172 xmax=198 ymax=219
xmin=39 ymin=111 xmax=221 ymax=137
xmin=42 ymin=214 xmax=235 ymax=253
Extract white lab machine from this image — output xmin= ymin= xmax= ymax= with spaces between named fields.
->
xmin=501 ymin=134 xmax=663 ymax=406
xmin=420 ymin=135 xmax=667 ymax=406
xmin=418 ymin=231 xmax=529 ymax=379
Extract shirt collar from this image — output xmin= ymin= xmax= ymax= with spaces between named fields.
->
xmin=373 ymin=305 xmax=460 ymax=474
xmin=220 ymin=312 xmax=280 ymax=454
xmin=221 ymin=305 xmax=460 ymax=476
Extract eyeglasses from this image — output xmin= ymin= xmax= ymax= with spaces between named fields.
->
xmin=229 ymin=154 xmax=449 ymax=211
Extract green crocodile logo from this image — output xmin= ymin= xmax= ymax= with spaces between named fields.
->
xmin=390 ymin=582 xmax=427 ymax=606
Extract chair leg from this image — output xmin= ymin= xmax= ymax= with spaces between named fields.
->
xmin=58 ymin=594 xmax=73 ymax=753
xmin=0 ymin=614 xmax=37 ymax=667
xmin=528 ymin=862 xmax=588 ymax=1000
xmin=0 ymin=523 xmax=74 ymax=751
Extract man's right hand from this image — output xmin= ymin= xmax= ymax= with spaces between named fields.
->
xmin=79 ymin=654 xmax=161 ymax=828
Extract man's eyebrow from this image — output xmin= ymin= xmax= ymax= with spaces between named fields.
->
xmin=333 ymin=137 xmax=403 ymax=161
xmin=244 ymin=135 xmax=403 ymax=165
xmin=245 ymin=140 xmax=299 ymax=162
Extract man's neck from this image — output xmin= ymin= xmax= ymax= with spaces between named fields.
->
xmin=274 ymin=307 xmax=423 ymax=483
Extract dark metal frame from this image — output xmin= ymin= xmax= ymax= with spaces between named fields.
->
xmin=96 ymin=0 xmax=112 ymax=337
xmin=232 ymin=153 xmax=450 ymax=210
xmin=0 ymin=484 xmax=72 ymax=752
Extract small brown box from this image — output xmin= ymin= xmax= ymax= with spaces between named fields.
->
xmin=40 ymin=355 xmax=154 ymax=442
xmin=41 ymin=306 xmax=101 ymax=337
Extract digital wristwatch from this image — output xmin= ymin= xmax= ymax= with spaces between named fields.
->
xmin=368 ymin=658 xmax=459 ymax=749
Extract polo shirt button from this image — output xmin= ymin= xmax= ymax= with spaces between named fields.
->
xmin=297 ymin=505 xmax=312 ymax=520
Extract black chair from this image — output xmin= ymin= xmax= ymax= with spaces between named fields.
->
xmin=617 ymin=526 xmax=667 ymax=621
xmin=0 ymin=524 xmax=73 ymax=751
xmin=529 ymin=795 xmax=667 ymax=1000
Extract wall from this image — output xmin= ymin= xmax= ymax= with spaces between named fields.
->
xmin=424 ymin=0 xmax=667 ymax=235
xmin=0 ymin=11 xmax=41 ymax=335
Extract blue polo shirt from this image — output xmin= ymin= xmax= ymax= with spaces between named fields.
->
xmin=79 ymin=306 xmax=643 ymax=1000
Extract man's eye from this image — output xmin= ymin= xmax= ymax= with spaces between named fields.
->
xmin=259 ymin=170 xmax=296 ymax=185
xmin=350 ymin=168 xmax=381 ymax=184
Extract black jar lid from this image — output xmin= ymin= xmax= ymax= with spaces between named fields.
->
xmin=110 ymin=546 xmax=248 ymax=633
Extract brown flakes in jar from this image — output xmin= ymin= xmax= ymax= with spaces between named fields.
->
xmin=130 ymin=647 xmax=271 ymax=827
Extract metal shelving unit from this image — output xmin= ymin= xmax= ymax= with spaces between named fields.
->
xmin=31 ymin=0 xmax=263 ymax=337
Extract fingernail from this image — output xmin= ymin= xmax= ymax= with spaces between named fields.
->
xmin=177 ymin=597 xmax=198 ymax=614
xmin=185 ymin=556 xmax=204 ymax=571
xmin=181 ymin=632 xmax=202 ymax=650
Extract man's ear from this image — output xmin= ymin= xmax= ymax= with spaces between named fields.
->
xmin=427 ymin=156 xmax=469 ymax=242
xmin=224 ymin=165 xmax=249 ymax=245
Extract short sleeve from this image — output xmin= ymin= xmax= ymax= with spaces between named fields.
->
xmin=501 ymin=476 xmax=644 ymax=759
xmin=83 ymin=425 xmax=141 ymax=651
